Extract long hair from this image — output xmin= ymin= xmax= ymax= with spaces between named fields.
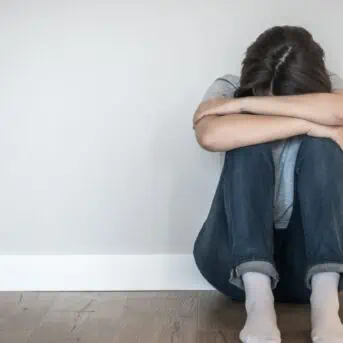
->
xmin=234 ymin=26 xmax=332 ymax=98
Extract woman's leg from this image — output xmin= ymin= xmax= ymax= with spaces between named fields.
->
xmin=193 ymin=142 xmax=280 ymax=343
xmin=294 ymin=136 xmax=343 ymax=343
xmin=273 ymin=192 xmax=311 ymax=304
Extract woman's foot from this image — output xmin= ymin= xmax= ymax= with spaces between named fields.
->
xmin=311 ymin=272 xmax=343 ymax=343
xmin=240 ymin=272 xmax=281 ymax=343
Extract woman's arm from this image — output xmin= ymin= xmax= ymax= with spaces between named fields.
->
xmin=195 ymin=114 xmax=312 ymax=152
xmin=200 ymin=93 xmax=343 ymax=126
xmin=240 ymin=92 xmax=343 ymax=125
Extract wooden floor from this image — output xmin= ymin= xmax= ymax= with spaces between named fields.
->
xmin=0 ymin=291 xmax=337 ymax=343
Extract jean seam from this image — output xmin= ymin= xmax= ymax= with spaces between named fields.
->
xmin=233 ymin=257 xmax=275 ymax=267
xmin=222 ymin=155 xmax=235 ymax=263
xmin=307 ymin=260 xmax=343 ymax=269
xmin=306 ymin=262 xmax=343 ymax=289
xmin=229 ymin=260 xmax=279 ymax=290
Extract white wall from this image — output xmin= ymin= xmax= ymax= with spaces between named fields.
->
xmin=0 ymin=0 xmax=342 ymax=255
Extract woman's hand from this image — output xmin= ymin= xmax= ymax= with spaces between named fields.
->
xmin=193 ymin=98 xmax=243 ymax=127
xmin=307 ymin=123 xmax=343 ymax=150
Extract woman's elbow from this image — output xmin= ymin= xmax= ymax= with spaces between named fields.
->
xmin=196 ymin=131 xmax=217 ymax=151
xmin=195 ymin=126 xmax=228 ymax=152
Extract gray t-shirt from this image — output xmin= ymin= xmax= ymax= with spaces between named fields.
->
xmin=203 ymin=73 xmax=343 ymax=229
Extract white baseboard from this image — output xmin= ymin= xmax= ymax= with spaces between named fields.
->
xmin=0 ymin=254 xmax=214 ymax=291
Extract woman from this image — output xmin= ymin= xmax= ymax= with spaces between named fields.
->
xmin=193 ymin=26 xmax=343 ymax=343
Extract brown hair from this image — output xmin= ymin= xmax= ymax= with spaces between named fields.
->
xmin=234 ymin=26 xmax=332 ymax=98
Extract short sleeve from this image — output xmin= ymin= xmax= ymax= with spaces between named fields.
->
xmin=202 ymin=74 xmax=240 ymax=102
xmin=330 ymin=73 xmax=343 ymax=91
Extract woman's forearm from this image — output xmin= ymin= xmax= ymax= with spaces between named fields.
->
xmin=241 ymin=93 xmax=343 ymax=126
xmin=195 ymin=114 xmax=311 ymax=152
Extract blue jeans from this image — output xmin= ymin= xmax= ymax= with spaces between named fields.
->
xmin=193 ymin=136 xmax=343 ymax=303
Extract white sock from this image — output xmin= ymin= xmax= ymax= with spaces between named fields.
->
xmin=240 ymin=272 xmax=281 ymax=343
xmin=311 ymin=272 xmax=343 ymax=343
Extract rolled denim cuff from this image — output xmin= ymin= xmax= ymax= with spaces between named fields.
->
xmin=229 ymin=260 xmax=279 ymax=290
xmin=306 ymin=263 xmax=343 ymax=290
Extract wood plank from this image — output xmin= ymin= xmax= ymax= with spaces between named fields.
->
xmin=27 ymin=292 xmax=126 ymax=343
xmin=197 ymin=291 xmax=244 ymax=343
xmin=0 ymin=291 xmax=326 ymax=343
xmin=0 ymin=329 xmax=33 ymax=343
xmin=179 ymin=293 xmax=198 ymax=343
xmin=113 ymin=291 xmax=199 ymax=343
xmin=0 ymin=292 xmax=56 ymax=331
xmin=276 ymin=303 xmax=310 ymax=343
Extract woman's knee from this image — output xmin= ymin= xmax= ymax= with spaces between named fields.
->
xmin=225 ymin=142 xmax=273 ymax=172
xmin=297 ymin=136 xmax=343 ymax=180
xmin=299 ymin=136 xmax=342 ymax=161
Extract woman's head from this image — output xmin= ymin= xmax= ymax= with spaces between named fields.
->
xmin=234 ymin=26 xmax=332 ymax=98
